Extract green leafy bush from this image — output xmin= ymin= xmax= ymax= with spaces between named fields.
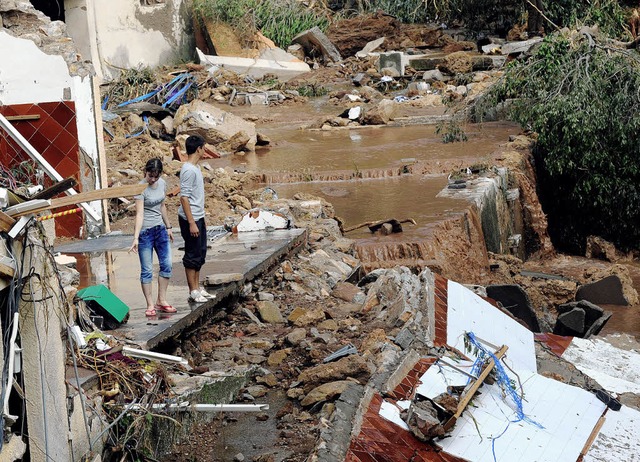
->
xmin=485 ymin=33 xmax=640 ymax=253
xmin=436 ymin=119 xmax=468 ymax=143
xmin=545 ymin=0 xmax=629 ymax=39
xmin=193 ymin=0 xmax=329 ymax=48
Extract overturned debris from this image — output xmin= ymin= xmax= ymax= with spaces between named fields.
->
xmin=344 ymin=217 xmax=416 ymax=234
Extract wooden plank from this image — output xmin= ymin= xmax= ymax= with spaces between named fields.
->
xmin=32 ymin=177 xmax=77 ymax=200
xmin=50 ymin=183 xmax=146 ymax=208
xmin=10 ymin=184 xmax=147 ymax=218
xmin=5 ymin=115 xmax=40 ymax=121
xmin=443 ymin=345 xmax=508 ymax=431
xmin=4 ymin=200 xmax=51 ymax=217
xmin=0 ymin=210 xmax=16 ymax=233
xmin=0 ymin=261 xmax=16 ymax=279
xmin=580 ymin=414 xmax=606 ymax=456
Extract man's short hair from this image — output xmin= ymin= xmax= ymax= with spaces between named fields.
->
xmin=185 ymin=135 xmax=206 ymax=155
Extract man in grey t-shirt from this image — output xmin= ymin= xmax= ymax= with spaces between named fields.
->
xmin=178 ymin=135 xmax=215 ymax=304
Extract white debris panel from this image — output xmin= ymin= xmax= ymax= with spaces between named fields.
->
xmin=447 ymin=280 xmax=537 ymax=373
xmin=562 ymin=336 xmax=640 ymax=395
xmin=583 ymin=405 xmax=640 ymax=462
xmin=378 ymin=279 xmax=613 ymax=462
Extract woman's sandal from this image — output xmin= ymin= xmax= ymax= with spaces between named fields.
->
xmin=145 ymin=308 xmax=157 ymax=316
xmin=155 ymin=304 xmax=177 ymax=313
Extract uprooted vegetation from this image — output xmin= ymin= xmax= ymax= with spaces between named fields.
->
xmin=478 ymin=30 xmax=640 ymax=254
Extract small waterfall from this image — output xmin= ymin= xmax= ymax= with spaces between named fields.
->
xmin=354 ymin=210 xmax=491 ymax=283
xmin=261 ymin=167 xmax=408 ymax=184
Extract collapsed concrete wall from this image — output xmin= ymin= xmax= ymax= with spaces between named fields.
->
xmin=65 ymin=0 xmax=195 ymax=81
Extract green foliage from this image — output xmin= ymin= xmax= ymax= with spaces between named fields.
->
xmin=436 ymin=119 xmax=468 ymax=143
xmin=485 ymin=33 xmax=640 ymax=252
xmin=356 ymin=0 xmax=435 ymax=23
xmin=545 ymin=0 xmax=629 ymax=39
xmin=295 ymin=84 xmax=329 ymax=97
xmin=193 ymin=0 xmax=329 ymax=48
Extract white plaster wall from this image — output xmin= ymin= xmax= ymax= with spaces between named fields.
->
xmin=87 ymin=0 xmax=190 ymax=81
xmin=0 ymin=31 xmax=74 ymax=105
xmin=64 ymin=0 xmax=93 ymax=66
xmin=73 ymin=74 xmax=103 ymax=192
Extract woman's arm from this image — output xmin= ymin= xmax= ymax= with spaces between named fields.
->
xmin=128 ymin=198 xmax=145 ymax=252
xmin=160 ymin=201 xmax=173 ymax=242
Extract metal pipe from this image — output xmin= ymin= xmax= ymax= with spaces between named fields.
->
xmin=2 ymin=312 xmax=19 ymax=424
xmin=122 ymin=347 xmax=189 ymax=367
xmin=437 ymin=358 xmax=478 ymax=380
xmin=131 ymin=403 xmax=269 ymax=413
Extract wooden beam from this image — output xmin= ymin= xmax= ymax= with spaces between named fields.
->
xmin=0 ymin=261 xmax=16 ymax=279
xmin=0 ymin=210 xmax=16 ymax=233
xmin=581 ymin=414 xmax=606 ymax=456
xmin=5 ymin=115 xmax=40 ymax=122
xmin=32 ymin=177 xmax=78 ymax=200
xmin=10 ymin=183 xmax=147 ymax=218
xmin=443 ymin=345 xmax=509 ymax=432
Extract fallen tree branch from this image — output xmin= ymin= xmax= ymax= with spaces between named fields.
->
xmin=344 ymin=217 xmax=416 ymax=233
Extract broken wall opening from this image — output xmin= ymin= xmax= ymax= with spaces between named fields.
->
xmin=30 ymin=0 xmax=65 ymax=21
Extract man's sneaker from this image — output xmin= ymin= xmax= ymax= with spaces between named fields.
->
xmin=200 ymin=288 xmax=216 ymax=299
xmin=188 ymin=290 xmax=207 ymax=303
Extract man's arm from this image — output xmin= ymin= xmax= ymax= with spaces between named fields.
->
xmin=180 ymin=168 xmax=200 ymax=237
xmin=180 ymin=195 xmax=199 ymax=237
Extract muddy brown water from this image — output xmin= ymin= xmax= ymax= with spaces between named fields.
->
xmin=212 ymin=122 xmax=517 ymax=238
xmin=74 ymin=116 xmax=640 ymax=340
xmin=221 ymin=123 xmax=516 ymax=174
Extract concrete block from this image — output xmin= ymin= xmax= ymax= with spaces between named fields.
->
xmin=554 ymin=308 xmax=586 ymax=336
xmin=378 ymin=52 xmax=404 ymax=76
xmin=487 ymin=284 xmax=541 ymax=332
xmin=291 ymin=26 xmax=342 ymax=63
xmin=576 ymin=275 xmax=629 ymax=306
xmin=501 ymin=37 xmax=543 ymax=55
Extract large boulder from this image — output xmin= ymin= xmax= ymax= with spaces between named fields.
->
xmin=361 ymin=99 xmax=397 ymax=125
xmin=173 ymin=100 xmax=257 ymax=154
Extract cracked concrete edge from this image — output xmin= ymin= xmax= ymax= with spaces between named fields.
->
xmin=310 ymin=272 xmax=439 ymax=460
xmin=311 ymin=348 xmax=426 ymax=461
xmin=144 ymin=368 xmax=255 ymax=459
xmin=312 ymin=383 xmax=367 ymax=462
xmin=381 ymin=349 xmax=422 ymax=395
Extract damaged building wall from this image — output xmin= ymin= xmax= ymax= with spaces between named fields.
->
xmin=18 ymin=229 xmax=71 ymax=462
xmin=65 ymin=0 xmax=195 ymax=81
xmin=0 ymin=26 xmax=107 ymax=236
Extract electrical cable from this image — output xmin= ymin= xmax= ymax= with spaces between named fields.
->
xmin=465 ymin=332 xmax=543 ymax=462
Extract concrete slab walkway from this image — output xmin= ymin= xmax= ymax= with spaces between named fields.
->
xmin=56 ymin=228 xmax=307 ymax=349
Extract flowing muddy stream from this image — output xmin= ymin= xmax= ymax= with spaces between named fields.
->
xmin=213 ymin=121 xmax=519 ymax=238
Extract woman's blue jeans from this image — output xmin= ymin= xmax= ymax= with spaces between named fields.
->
xmin=138 ymin=225 xmax=172 ymax=283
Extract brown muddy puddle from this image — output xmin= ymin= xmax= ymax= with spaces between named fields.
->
xmin=220 ymin=122 xmax=518 ymax=174
xmin=270 ymin=175 xmax=466 ymax=240
xmin=212 ymin=121 xmax=518 ymax=242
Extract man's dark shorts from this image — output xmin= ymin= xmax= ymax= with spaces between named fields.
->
xmin=179 ymin=216 xmax=207 ymax=270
